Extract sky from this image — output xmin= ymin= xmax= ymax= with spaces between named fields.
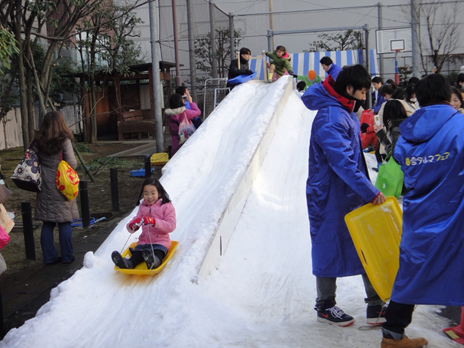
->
xmin=0 ymin=77 xmax=460 ymax=348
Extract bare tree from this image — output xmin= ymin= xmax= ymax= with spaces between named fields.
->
xmin=407 ymin=0 xmax=461 ymax=74
xmin=194 ymin=27 xmax=242 ymax=83
xmin=0 ymin=0 xmax=149 ymax=148
xmin=75 ymin=3 xmax=144 ymax=143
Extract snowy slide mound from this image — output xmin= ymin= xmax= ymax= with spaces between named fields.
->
xmin=0 ymin=77 xmax=296 ymax=347
xmin=161 ymin=76 xmax=295 ymax=278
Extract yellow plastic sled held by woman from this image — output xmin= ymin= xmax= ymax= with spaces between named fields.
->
xmin=344 ymin=197 xmax=402 ymax=301
xmin=114 ymin=241 xmax=179 ymax=276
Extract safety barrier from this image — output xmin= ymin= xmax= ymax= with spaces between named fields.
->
xmin=196 ymin=78 xmax=294 ymax=278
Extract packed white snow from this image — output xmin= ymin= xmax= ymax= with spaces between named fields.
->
xmin=0 ymin=77 xmax=459 ymax=348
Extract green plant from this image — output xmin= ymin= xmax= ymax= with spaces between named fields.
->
xmin=0 ymin=26 xmax=19 ymax=75
xmin=74 ymin=143 xmax=94 ymax=153
xmin=194 ymin=28 xmax=242 ymax=79
xmin=398 ymin=66 xmax=413 ymax=86
xmin=85 ymin=157 xmax=134 ymax=171
xmin=306 ymin=30 xmax=364 ymax=52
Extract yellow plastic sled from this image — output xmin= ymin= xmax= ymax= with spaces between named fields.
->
xmin=114 ymin=241 xmax=179 ymax=276
xmin=344 ymin=197 xmax=402 ymax=301
xmin=150 ymin=153 xmax=169 ymax=166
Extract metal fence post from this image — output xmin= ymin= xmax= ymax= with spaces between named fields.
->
xmin=21 ymin=201 xmax=35 ymax=260
xmin=80 ymin=180 xmax=90 ymax=228
xmin=110 ymin=168 xmax=119 ymax=212
xmin=144 ymin=156 xmax=151 ymax=178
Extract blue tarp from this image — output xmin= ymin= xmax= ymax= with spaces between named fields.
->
xmin=249 ymin=49 xmax=379 ymax=81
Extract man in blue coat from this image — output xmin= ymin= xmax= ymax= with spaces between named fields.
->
xmin=380 ymin=74 xmax=464 ymax=348
xmin=302 ymin=64 xmax=386 ymax=327
xmin=320 ymin=56 xmax=341 ymax=81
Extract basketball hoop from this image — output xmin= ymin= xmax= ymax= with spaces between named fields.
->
xmin=390 ymin=39 xmax=405 ymax=53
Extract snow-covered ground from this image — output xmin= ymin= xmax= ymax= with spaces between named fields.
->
xmin=0 ymin=78 xmax=459 ymax=348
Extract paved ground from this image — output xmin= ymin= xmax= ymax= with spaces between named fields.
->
xmin=0 ymin=217 xmax=121 ymax=338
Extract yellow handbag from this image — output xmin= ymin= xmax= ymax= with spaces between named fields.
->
xmin=56 ymin=152 xmax=79 ymax=201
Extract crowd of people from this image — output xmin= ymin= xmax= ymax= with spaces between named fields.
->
xmin=299 ymin=63 xmax=464 ymax=347
xmin=225 ymin=45 xmax=464 ymax=348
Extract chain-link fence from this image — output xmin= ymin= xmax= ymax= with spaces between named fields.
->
xmin=158 ymin=0 xmax=232 ymax=112
xmin=202 ymin=78 xmax=229 ymax=118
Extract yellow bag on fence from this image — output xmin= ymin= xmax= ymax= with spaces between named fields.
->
xmin=56 ymin=160 xmax=79 ymax=201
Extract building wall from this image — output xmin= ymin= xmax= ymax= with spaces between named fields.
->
xmin=0 ymin=105 xmax=81 ymax=150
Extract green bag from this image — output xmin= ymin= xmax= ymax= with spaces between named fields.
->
xmin=375 ymin=156 xmax=404 ymax=198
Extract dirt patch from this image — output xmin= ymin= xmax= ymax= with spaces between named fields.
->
xmin=0 ymin=141 xmax=162 ymax=283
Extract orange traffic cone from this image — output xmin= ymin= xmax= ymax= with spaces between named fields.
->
xmin=443 ymin=307 xmax=464 ymax=345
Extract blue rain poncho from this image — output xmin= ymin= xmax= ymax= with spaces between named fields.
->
xmin=302 ymin=78 xmax=380 ymax=277
xmin=392 ymin=104 xmax=464 ymax=305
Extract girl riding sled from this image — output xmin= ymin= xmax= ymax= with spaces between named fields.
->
xmin=111 ymin=176 xmax=176 ymax=270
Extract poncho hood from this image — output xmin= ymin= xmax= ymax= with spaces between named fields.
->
xmin=303 ymin=75 xmax=355 ymax=113
xmin=400 ymin=104 xmax=458 ymax=143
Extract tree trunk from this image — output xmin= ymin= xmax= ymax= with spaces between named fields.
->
xmin=26 ymin=67 xmax=35 ymax=140
xmin=14 ymin=18 xmax=29 ymax=150
xmin=88 ymin=75 xmax=97 ymax=144
xmin=18 ymin=63 xmax=29 ymax=149
xmin=40 ymin=41 xmax=59 ymax=110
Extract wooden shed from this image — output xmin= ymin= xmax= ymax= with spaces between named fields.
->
xmin=76 ymin=61 xmax=176 ymax=142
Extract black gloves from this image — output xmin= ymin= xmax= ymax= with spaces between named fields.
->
xmin=292 ymin=74 xmax=298 ymax=78
xmin=245 ymin=69 xmax=253 ymax=75
xmin=288 ymin=70 xmax=294 ymax=76
xmin=360 ymin=123 xmax=369 ymax=133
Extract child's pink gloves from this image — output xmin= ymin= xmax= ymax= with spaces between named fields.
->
xmin=142 ymin=216 xmax=156 ymax=226
xmin=128 ymin=217 xmax=142 ymax=233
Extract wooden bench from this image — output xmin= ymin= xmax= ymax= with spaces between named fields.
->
xmin=117 ymin=110 xmax=156 ymax=141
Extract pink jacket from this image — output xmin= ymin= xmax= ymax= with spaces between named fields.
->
xmin=126 ymin=199 xmax=176 ymax=249
xmin=165 ymin=103 xmax=201 ymax=157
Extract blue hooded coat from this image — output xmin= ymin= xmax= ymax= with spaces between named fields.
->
xmin=392 ymin=104 xmax=464 ymax=305
xmin=302 ymin=77 xmax=380 ymax=277
xmin=328 ymin=63 xmax=341 ymax=81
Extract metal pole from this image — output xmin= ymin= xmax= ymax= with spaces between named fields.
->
xmin=144 ymin=155 xmax=152 ymax=178
xmin=268 ymin=0 xmax=274 ymax=50
xmin=80 ymin=180 xmax=90 ymax=228
xmin=149 ymin=0 xmax=164 ymax=153
xmin=21 ymin=201 xmax=35 ymax=260
xmin=229 ymin=13 xmax=235 ymax=62
xmin=209 ymin=0 xmax=218 ymax=78
xmin=171 ymin=0 xmax=182 ymax=87
xmin=378 ymin=2 xmax=384 ymax=78
xmin=267 ymin=30 xmax=272 ymax=53
xmin=364 ymin=23 xmax=372 ymax=109
xmin=411 ymin=0 xmax=420 ymax=77
xmin=186 ymin=0 xmax=198 ymax=102
xmin=110 ymin=168 xmax=119 ymax=212
xmin=364 ymin=24 xmax=370 ymax=74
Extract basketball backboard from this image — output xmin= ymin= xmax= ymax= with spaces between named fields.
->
xmin=376 ymin=28 xmax=411 ymax=54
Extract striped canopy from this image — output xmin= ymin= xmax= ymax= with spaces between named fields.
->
xmin=249 ymin=49 xmax=379 ymax=80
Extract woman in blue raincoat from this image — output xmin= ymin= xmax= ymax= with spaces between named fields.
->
xmin=380 ymin=74 xmax=464 ymax=348
xmin=302 ymin=64 xmax=386 ymax=327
